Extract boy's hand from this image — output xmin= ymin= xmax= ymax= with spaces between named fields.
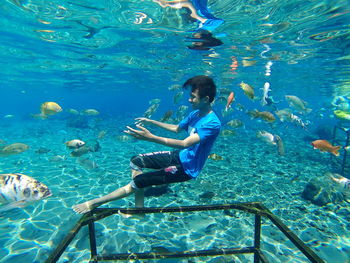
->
xmin=124 ymin=125 xmax=153 ymax=141
xmin=135 ymin=117 xmax=151 ymax=126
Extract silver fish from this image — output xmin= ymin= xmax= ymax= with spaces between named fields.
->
xmin=149 ymin=98 xmax=161 ymax=105
xmin=77 ymin=158 xmax=98 ymax=170
xmin=0 ymin=143 xmax=29 ymax=156
xmin=144 ymin=104 xmax=159 ymax=118
xmin=256 ymin=131 xmax=276 ymax=145
xmin=285 ymin=95 xmax=312 ymax=114
xmin=0 ymin=173 xmax=51 ymax=211
xmin=261 ymin=82 xmax=271 ymax=106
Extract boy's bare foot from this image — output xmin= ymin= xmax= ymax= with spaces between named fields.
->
xmin=72 ymin=201 xmax=98 ymax=214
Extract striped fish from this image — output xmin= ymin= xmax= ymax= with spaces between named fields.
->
xmin=0 ymin=173 xmax=51 ymax=211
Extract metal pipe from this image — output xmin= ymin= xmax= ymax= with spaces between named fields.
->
xmin=88 ymin=213 xmax=97 ymax=259
xmin=254 ymin=214 xmax=262 ymax=263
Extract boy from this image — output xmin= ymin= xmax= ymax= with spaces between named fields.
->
xmin=73 ymin=75 xmax=221 ymax=214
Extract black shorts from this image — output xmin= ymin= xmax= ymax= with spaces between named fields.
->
xmin=130 ymin=150 xmax=192 ymax=189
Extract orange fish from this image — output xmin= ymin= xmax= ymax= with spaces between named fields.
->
xmin=225 ymin=92 xmax=234 ymax=111
xmin=311 ymin=140 xmax=341 ymax=156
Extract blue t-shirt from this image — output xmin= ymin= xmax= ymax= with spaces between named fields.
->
xmin=178 ymin=110 xmax=221 ymax=178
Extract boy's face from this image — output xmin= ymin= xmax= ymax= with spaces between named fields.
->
xmin=189 ymin=89 xmax=208 ymax=110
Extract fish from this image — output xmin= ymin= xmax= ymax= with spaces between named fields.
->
xmin=160 ymin=110 xmax=173 ymax=122
xmin=330 ymin=174 xmax=350 ymax=192
xmin=311 ymin=140 xmax=341 ymax=156
xmin=40 ymin=102 xmax=62 ymax=116
xmin=226 ymin=119 xmax=244 ymax=128
xmin=275 ymin=108 xmax=293 ymax=122
xmin=225 ymin=92 xmax=235 ymax=111
xmin=0 ymin=143 xmax=29 ymax=156
xmin=70 ymin=145 xmax=92 ymax=157
xmin=67 ymin=108 xmax=80 ymax=115
xmin=333 ymin=110 xmax=350 ymax=121
xmin=248 ymin=110 xmax=275 ymax=122
xmin=97 ymin=130 xmax=107 ymax=139
xmin=35 ymin=147 xmax=51 ymax=154
xmin=220 ymin=129 xmax=236 ymax=136
xmin=176 ymin=105 xmax=188 ymax=121
xmin=274 ymin=135 xmax=285 ymax=156
xmin=256 ymin=131 xmax=276 ymax=145
xmin=82 ymin=109 xmax=99 ymax=116
xmin=239 ymin=81 xmax=255 ymax=99
xmin=144 ymin=104 xmax=159 ymax=118
xmin=0 ymin=173 xmax=51 ymax=211
xmin=289 ymin=114 xmax=309 ymax=129
xmin=208 ymin=153 xmax=224 ymax=160
xmin=261 ymin=82 xmax=271 ymax=106
xmin=149 ymin=98 xmax=161 ymax=105
xmin=77 ymin=158 xmax=98 ymax=170
xmin=285 ymin=95 xmax=312 ymax=114
xmin=65 ymin=139 xmax=86 ymax=149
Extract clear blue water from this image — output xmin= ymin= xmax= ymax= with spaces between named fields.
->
xmin=0 ymin=0 xmax=350 ymax=262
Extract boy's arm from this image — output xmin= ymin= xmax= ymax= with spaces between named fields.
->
xmin=125 ymin=125 xmax=200 ymax=149
xmin=135 ymin=117 xmax=181 ymax=133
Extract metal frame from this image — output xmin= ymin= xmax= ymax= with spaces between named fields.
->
xmin=332 ymin=125 xmax=350 ymax=176
xmin=45 ymin=202 xmax=325 ymax=263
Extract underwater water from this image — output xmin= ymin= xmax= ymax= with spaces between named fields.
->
xmin=1 ymin=0 xmax=350 ymax=262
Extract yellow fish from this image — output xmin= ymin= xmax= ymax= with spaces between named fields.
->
xmin=221 ymin=129 xmax=236 ymax=136
xmin=40 ymin=102 xmax=62 ymax=115
xmin=208 ymin=153 xmax=224 ymax=161
xmin=239 ymin=82 xmax=254 ymax=99
xmin=334 ymin=110 xmax=350 ymax=121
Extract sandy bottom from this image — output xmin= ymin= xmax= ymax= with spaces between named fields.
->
xmin=0 ymin=118 xmax=349 ymax=263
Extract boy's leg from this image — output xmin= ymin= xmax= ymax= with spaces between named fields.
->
xmin=72 ymin=183 xmax=135 ymax=214
xmin=130 ymin=151 xmax=178 ymax=207
xmin=132 ymin=169 xmax=144 ymax=208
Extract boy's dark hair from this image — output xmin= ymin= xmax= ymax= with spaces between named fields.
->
xmin=183 ymin=75 xmax=216 ymax=103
